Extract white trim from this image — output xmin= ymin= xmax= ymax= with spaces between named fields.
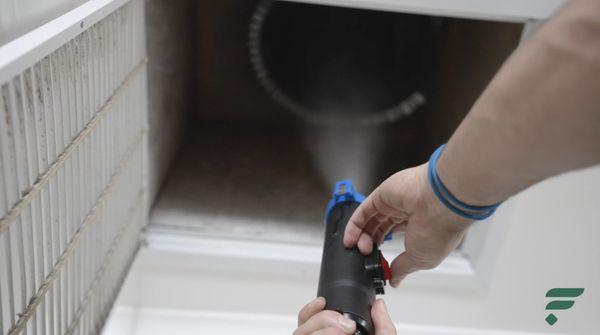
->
xmin=280 ymin=0 xmax=565 ymax=23
xmin=0 ymin=0 xmax=129 ymax=84
xmin=104 ymin=307 xmax=555 ymax=335
xmin=143 ymin=228 xmax=475 ymax=278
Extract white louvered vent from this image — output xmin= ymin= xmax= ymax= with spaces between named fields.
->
xmin=0 ymin=0 xmax=147 ymax=334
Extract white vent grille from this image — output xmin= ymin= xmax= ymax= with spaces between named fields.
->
xmin=0 ymin=0 xmax=147 ymax=334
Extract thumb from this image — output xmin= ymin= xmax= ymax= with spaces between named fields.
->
xmin=389 ymin=251 xmax=425 ymax=287
xmin=372 ymin=299 xmax=396 ymax=335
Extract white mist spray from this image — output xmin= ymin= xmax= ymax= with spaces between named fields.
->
xmin=305 ymin=125 xmax=384 ymax=193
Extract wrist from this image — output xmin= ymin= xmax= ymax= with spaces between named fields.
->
xmin=417 ymin=163 xmax=473 ymax=230
xmin=436 ymin=144 xmax=505 ymax=207
xmin=428 ymin=145 xmax=502 ymax=221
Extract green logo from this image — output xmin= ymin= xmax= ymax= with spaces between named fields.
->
xmin=545 ymin=288 xmax=584 ymax=326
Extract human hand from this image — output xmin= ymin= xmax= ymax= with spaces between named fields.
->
xmin=295 ymin=297 xmax=396 ymax=335
xmin=343 ymin=164 xmax=473 ymax=286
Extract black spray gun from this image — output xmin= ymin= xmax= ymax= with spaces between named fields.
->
xmin=317 ymin=180 xmax=392 ymax=335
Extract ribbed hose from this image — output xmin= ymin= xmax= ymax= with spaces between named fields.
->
xmin=248 ymin=0 xmax=429 ymax=126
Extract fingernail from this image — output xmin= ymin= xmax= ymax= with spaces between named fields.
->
xmin=338 ymin=316 xmax=356 ymax=332
xmin=390 ymin=278 xmax=401 ymax=287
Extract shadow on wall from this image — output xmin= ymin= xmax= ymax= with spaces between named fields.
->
xmin=145 ymin=0 xmax=195 ymax=202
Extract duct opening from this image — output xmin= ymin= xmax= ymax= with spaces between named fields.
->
xmin=146 ymin=0 xmax=523 ymax=246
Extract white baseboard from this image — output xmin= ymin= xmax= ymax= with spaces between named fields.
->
xmin=103 ymin=307 xmax=556 ymax=335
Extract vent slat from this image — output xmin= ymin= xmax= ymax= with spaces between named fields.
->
xmin=0 ymin=0 xmax=147 ymax=333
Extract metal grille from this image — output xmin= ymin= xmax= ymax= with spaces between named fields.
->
xmin=0 ymin=0 xmax=148 ymax=333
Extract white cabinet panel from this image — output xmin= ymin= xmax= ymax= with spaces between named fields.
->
xmin=105 ymin=166 xmax=600 ymax=334
xmin=281 ymin=0 xmax=566 ymax=22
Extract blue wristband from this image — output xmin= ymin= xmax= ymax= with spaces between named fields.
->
xmin=428 ymin=145 xmax=501 ymax=220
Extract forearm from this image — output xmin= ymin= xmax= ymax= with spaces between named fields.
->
xmin=437 ymin=0 xmax=600 ymax=205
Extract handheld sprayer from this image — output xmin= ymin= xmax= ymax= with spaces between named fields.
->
xmin=317 ymin=180 xmax=392 ymax=335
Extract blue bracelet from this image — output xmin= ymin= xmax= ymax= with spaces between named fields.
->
xmin=428 ymin=145 xmax=501 ymax=220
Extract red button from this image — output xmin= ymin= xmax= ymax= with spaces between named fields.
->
xmin=380 ymin=253 xmax=392 ymax=281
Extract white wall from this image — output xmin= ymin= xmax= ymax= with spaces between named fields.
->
xmin=281 ymin=0 xmax=565 ymax=22
xmin=0 ymin=0 xmax=88 ymax=45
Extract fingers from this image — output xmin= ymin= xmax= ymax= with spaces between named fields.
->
xmin=344 ymin=181 xmax=408 ymax=255
xmin=390 ymin=223 xmax=407 ymax=235
xmin=372 ymin=299 xmax=397 ymax=335
xmin=389 ymin=216 xmax=470 ymax=286
xmin=389 ymin=250 xmax=441 ymax=287
xmin=357 ymin=230 xmax=374 ymax=254
xmin=294 ymin=310 xmax=356 ymax=335
xmin=298 ymin=297 xmax=326 ymax=326
xmin=344 ymin=191 xmax=393 ymax=254
xmin=389 ymin=252 xmax=422 ymax=287
xmin=373 ymin=219 xmax=406 ymax=246
xmin=310 ymin=328 xmax=348 ymax=335
xmin=343 ymin=191 xmax=379 ymax=249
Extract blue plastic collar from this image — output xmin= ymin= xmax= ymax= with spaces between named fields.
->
xmin=324 ymin=180 xmax=392 ymax=241
xmin=324 ymin=180 xmax=365 ymax=224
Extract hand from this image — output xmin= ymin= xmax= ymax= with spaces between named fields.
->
xmin=343 ymin=164 xmax=473 ymax=286
xmin=295 ymin=297 xmax=397 ymax=335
